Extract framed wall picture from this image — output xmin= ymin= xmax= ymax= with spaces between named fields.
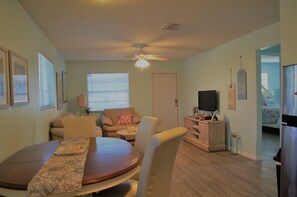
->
xmin=56 ymin=72 xmax=63 ymax=110
xmin=9 ymin=51 xmax=29 ymax=106
xmin=62 ymin=71 xmax=67 ymax=102
xmin=0 ymin=47 xmax=9 ymax=109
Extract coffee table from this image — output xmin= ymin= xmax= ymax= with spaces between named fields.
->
xmin=117 ymin=128 xmax=138 ymax=142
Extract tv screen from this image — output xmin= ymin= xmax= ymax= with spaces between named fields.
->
xmin=198 ymin=90 xmax=217 ymax=112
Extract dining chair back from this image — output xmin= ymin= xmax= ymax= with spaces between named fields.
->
xmin=136 ymin=127 xmax=186 ymax=197
xmin=134 ymin=116 xmax=161 ymax=163
xmin=64 ymin=116 xmax=96 ymax=139
xmin=95 ymin=127 xmax=186 ymax=197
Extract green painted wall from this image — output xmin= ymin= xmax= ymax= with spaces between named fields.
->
xmin=0 ymin=0 xmax=66 ymax=162
xmin=66 ymin=61 xmax=181 ymax=117
xmin=179 ymin=23 xmax=280 ymax=159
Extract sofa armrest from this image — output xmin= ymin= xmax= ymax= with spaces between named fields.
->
xmin=100 ymin=114 xmax=113 ymax=126
xmin=133 ymin=112 xmax=141 ymax=124
xmin=52 ymin=112 xmax=74 ymax=128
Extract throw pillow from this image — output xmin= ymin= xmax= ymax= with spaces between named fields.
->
xmin=117 ymin=114 xmax=133 ymax=125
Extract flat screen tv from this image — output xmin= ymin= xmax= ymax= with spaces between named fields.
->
xmin=198 ymin=90 xmax=217 ymax=112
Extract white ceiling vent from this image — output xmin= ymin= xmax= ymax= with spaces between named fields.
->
xmin=160 ymin=22 xmax=182 ymax=30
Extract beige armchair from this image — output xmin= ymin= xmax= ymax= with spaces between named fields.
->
xmin=99 ymin=107 xmax=141 ymax=137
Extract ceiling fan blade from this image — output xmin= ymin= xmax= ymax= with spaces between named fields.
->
xmin=123 ymin=55 xmax=138 ymax=61
xmin=144 ymin=54 xmax=168 ymax=61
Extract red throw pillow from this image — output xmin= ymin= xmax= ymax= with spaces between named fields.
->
xmin=117 ymin=114 xmax=133 ymax=125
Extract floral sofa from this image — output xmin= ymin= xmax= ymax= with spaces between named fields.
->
xmin=99 ymin=107 xmax=141 ymax=137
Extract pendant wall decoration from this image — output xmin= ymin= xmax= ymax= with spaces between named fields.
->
xmin=228 ymin=69 xmax=236 ymax=111
xmin=237 ymin=56 xmax=247 ymax=100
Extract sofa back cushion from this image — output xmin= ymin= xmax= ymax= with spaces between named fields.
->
xmin=104 ymin=107 xmax=135 ymax=124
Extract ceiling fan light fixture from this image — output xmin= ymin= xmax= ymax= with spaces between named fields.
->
xmin=135 ymin=58 xmax=150 ymax=69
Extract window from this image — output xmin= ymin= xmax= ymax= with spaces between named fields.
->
xmin=38 ymin=53 xmax=55 ymax=110
xmin=87 ymin=73 xmax=129 ymax=111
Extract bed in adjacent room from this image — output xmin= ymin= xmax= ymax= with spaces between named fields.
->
xmin=262 ymin=86 xmax=280 ymax=129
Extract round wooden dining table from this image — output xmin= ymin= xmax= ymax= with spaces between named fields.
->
xmin=0 ymin=137 xmax=140 ymax=197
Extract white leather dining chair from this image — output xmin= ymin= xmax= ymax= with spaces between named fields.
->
xmin=134 ymin=116 xmax=161 ymax=163
xmin=95 ymin=127 xmax=187 ymax=197
xmin=64 ymin=116 xmax=97 ymax=139
xmin=129 ymin=116 xmax=161 ymax=181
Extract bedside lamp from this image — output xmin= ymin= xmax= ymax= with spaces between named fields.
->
xmin=77 ymin=94 xmax=86 ymax=116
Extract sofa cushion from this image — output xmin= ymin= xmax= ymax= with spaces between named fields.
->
xmin=52 ymin=112 xmax=74 ymax=128
xmin=103 ymin=124 xmax=139 ymax=132
xmin=117 ymin=114 xmax=133 ymax=125
xmin=104 ymin=107 xmax=135 ymax=124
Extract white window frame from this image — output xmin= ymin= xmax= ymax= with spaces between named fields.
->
xmin=38 ymin=53 xmax=56 ymax=110
xmin=87 ymin=73 xmax=129 ymax=111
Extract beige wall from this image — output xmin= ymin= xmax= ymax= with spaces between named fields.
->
xmin=1 ymin=0 xmax=295 ymax=163
xmin=66 ymin=61 xmax=181 ymax=117
xmin=180 ymin=23 xmax=280 ymax=159
xmin=0 ymin=0 xmax=66 ymax=162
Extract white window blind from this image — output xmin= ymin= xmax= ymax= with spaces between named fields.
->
xmin=87 ymin=73 xmax=129 ymax=111
xmin=38 ymin=53 xmax=55 ymax=109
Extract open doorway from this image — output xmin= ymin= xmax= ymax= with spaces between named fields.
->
xmin=259 ymin=44 xmax=281 ymax=160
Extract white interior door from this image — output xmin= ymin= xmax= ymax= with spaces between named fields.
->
xmin=153 ymin=73 xmax=179 ymax=131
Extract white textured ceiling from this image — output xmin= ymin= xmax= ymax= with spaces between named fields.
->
xmin=18 ymin=0 xmax=279 ymax=61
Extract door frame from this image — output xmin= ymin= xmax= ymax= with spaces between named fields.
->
xmin=256 ymin=44 xmax=281 ymax=160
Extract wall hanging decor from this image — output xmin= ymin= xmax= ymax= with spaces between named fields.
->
xmin=0 ymin=46 xmax=9 ymax=109
xmin=228 ymin=69 xmax=236 ymax=110
xmin=9 ymin=51 xmax=29 ymax=106
xmin=237 ymin=56 xmax=247 ymax=100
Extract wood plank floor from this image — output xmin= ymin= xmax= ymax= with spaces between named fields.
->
xmin=170 ymin=140 xmax=278 ymax=197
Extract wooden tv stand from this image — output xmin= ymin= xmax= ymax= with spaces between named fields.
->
xmin=183 ymin=116 xmax=226 ymax=152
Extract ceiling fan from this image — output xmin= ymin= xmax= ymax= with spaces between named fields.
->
xmin=132 ymin=44 xmax=168 ymax=70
